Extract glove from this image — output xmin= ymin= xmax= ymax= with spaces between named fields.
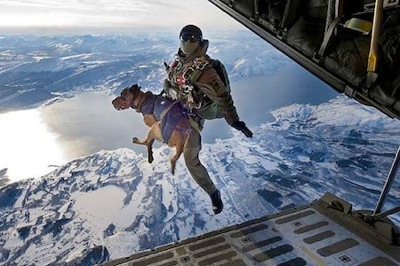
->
xmin=231 ymin=121 xmax=253 ymax=138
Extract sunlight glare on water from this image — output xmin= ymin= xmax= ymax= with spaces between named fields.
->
xmin=0 ymin=109 xmax=66 ymax=183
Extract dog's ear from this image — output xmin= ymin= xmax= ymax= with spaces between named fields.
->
xmin=129 ymin=84 xmax=141 ymax=94
xmin=131 ymin=83 xmax=141 ymax=90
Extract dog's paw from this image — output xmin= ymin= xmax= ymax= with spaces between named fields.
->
xmin=132 ymin=137 xmax=139 ymax=143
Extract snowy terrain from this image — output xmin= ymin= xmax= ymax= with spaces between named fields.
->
xmin=0 ymin=32 xmax=400 ymax=265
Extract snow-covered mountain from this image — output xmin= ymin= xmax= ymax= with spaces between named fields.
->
xmin=1 ymin=96 xmax=400 ymax=265
xmin=1 ymin=32 xmax=400 ymax=265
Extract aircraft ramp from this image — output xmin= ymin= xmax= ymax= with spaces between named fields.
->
xmin=102 ymin=192 xmax=399 ymax=265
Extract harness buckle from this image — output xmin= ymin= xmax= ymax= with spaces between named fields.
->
xmin=186 ymin=91 xmax=202 ymax=110
xmin=182 ymin=84 xmax=193 ymax=93
xmin=182 ymin=67 xmax=195 ymax=81
xmin=193 ymin=58 xmax=209 ymax=71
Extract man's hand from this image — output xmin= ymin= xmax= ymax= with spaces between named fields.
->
xmin=231 ymin=121 xmax=253 ymax=138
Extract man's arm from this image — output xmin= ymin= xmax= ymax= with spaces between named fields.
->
xmin=196 ymin=67 xmax=238 ymax=124
xmin=196 ymin=67 xmax=253 ymax=138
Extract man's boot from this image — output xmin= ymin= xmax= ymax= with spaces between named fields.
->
xmin=210 ymin=189 xmax=223 ymax=214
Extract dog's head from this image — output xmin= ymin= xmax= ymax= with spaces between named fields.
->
xmin=112 ymin=84 xmax=141 ymax=110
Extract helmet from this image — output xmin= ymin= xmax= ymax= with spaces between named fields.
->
xmin=179 ymin=25 xmax=203 ymax=42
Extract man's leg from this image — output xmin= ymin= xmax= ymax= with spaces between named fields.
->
xmin=183 ymin=130 xmax=216 ymax=195
xmin=184 ymin=130 xmax=223 ymax=214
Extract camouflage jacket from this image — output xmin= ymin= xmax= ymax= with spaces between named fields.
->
xmin=164 ymin=40 xmax=240 ymax=126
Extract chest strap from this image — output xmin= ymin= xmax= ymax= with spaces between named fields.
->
xmin=172 ymin=57 xmax=211 ymax=85
xmin=189 ymin=57 xmax=211 ymax=84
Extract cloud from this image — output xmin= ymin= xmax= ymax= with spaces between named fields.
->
xmin=0 ymin=109 xmax=65 ymax=181
xmin=0 ymin=0 xmax=240 ymax=33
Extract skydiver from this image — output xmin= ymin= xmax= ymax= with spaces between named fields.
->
xmin=162 ymin=24 xmax=253 ymax=214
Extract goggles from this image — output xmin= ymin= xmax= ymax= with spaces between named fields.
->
xmin=180 ymin=34 xmax=201 ymax=43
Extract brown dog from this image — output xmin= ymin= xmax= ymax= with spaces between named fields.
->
xmin=112 ymin=84 xmax=192 ymax=175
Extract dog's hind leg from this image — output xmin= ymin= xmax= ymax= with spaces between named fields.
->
xmin=170 ymin=146 xmax=183 ymax=175
xmin=147 ymin=139 xmax=155 ymax=163
xmin=169 ymin=132 xmax=186 ymax=175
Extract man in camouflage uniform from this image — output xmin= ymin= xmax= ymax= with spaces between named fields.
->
xmin=163 ymin=25 xmax=253 ymax=214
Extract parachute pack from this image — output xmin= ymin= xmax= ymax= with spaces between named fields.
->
xmin=210 ymin=59 xmax=231 ymax=93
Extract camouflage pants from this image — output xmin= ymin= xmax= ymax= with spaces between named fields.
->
xmin=183 ymin=130 xmax=216 ymax=195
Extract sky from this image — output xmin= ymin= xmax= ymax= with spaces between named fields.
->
xmin=0 ymin=0 xmax=241 ymax=34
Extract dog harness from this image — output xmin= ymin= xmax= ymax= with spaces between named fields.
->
xmin=140 ymin=95 xmax=191 ymax=143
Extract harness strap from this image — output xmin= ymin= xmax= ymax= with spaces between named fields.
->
xmin=188 ymin=117 xmax=202 ymax=133
xmin=187 ymin=58 xmax=212 ymax=84
xmin=188 ymin=69 xmax=203 ymax=84
xmin=159 ymin=101 xmax=180 ymax=120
